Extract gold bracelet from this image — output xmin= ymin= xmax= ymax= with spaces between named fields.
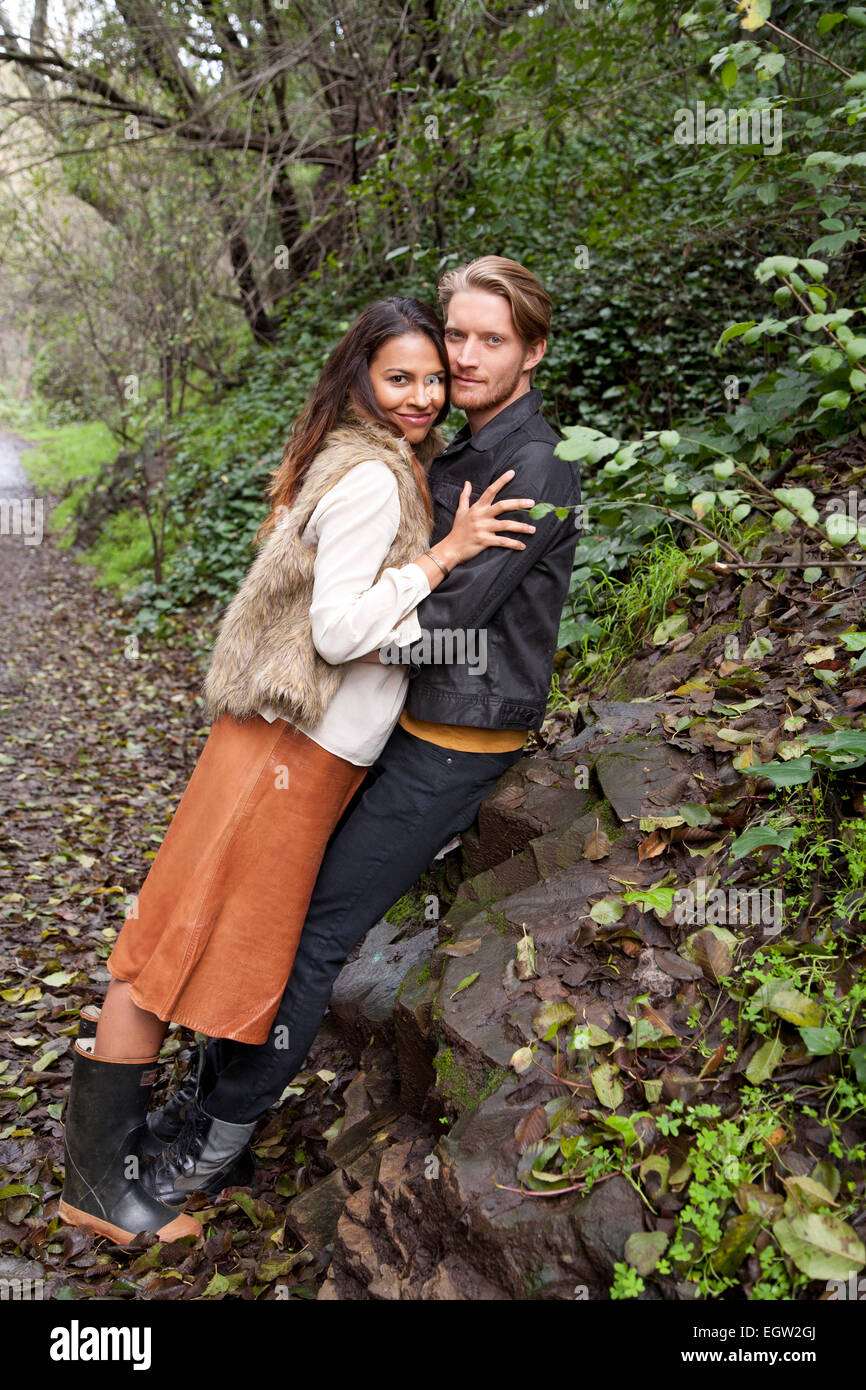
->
xmin=424 ymin=549 xmax=450 ymax=578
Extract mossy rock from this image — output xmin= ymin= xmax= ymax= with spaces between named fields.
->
xmin=432 ymin=1043 xmax=509 ymax=1118
xmin=608 ymin=620 xmax=740 ymax=699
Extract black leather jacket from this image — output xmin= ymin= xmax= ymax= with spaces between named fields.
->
xmin=397 ymin=387 xmax=581 ymax=730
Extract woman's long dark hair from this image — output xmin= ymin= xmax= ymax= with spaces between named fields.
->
xmin=255 ymin=297 xmax=450 ymax=543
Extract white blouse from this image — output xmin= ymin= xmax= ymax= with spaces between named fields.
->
xmin=257 ymin=458 xmax=432 ymax=766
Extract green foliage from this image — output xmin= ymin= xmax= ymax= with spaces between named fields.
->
xmin=552 ymin=240 xmax=866 ymax=654
xmin=82 ymin=507 xmax=180 ymax=594
xmin=14 ymin=419 xmax=118 ymax=497
xmin=10 ymin=0 xmax=862 ymax=646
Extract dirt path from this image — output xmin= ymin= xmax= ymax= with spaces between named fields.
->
xmin=0 ymin=435 xmax=353 ymax=1298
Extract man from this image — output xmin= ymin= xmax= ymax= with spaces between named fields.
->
xmin=141 ymin=256 xmax=582 ymax=1201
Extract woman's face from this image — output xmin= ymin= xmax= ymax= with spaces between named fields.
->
xmin=368 ymin=332 xmax=447 ymax=444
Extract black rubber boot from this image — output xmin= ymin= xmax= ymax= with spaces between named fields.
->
xmin=140 ymin=1098 xmax=256 ymax=1206
xmin=81 ymin=1011 xmax=203 ymax=1158
xmin=78 ymin=1004 xmax=101 ymax=1041
xmin=138 ymin=1039 xmax=205 ymax=1158
xmin=59 ymin=1040 xmax=202 ymax=1245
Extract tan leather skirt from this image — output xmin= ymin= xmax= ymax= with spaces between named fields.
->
xmin=107 ymin=713 xmax=367 ymax=1044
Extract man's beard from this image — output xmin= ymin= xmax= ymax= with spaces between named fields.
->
xmin=452 ymin=359 xmax=527 ymax=414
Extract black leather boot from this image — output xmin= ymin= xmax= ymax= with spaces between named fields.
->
xmin=140 ymin=1098 xmax=256 ymax=1206
xmin=59 ymin=1040 xmax=202 ymax=1245
xmin=138 ymin=1038 xmax=205 ymax=1158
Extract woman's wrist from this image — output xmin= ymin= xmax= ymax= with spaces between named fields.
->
xmin=431 ymin=539 xmax=461 ymax=572
xmin=424 ymin=549 xmax=450 ymax=578
xmin=413 ymin=542 xmax=459 ymax=590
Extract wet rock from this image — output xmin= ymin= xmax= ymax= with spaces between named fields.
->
xmin=313 ymin=694 xmax=736 ymax=1299
xmin=330 ymin=922 xmax=438 ymax=1052
xmin=299 ymin=1100 xmax=433 ymax=1261
xmin=444 ymin=854 xmax=541 ymax=936
xmin=437 ymin=928 xmax=533 ymax=1074
xmin=608 ymin=621 xmax=740 ymax=699
xmin=318 ymin=1133 xmax=447 ymax=1300
xmin=393 ymin=958 xmax=440 ymax=1117
xmin=419 ymin=1254 xmax=509 ymax=1300
xmin=286 ymin=1167 xmax=353 ymax=1250
xmin=320 ymin=1100 xmax=597 ymax=1299
xmin=571 ymin=1175 xmax=647 ymax=1283
xmin=325 ymin=1093 xmax=403 ymax=1170
xmin=527 ymin=803 xmax=642 ymax=879
xmin=462 ymin=757 xmax=593 ymax=876
xmin=594 ymin=738 xmax=704 ymax=824
xmin=323 ymin=1040 xmax=407 ymax=1170
xmin=528 ymin=818 xmax=589 ymax=878
xmin=470 ymin=854 xmax=540 ymax=904
xmin=435 ymin=1087 xmax=604 ymax=1297
xmin=556 ymin=698 xmax=685 ymax=758
xmin=493 ymin=860 xmax=626 ymax=949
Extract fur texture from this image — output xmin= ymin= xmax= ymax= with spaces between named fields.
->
xmin=201 ymin=411 xmax=442 ymax=727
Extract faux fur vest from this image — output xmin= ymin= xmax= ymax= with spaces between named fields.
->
xmin=201 ymin=411 xmax=442 ymax=727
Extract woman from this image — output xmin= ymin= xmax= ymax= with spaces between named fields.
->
xmin=58 ymin=297 xmax=537 ymax=1245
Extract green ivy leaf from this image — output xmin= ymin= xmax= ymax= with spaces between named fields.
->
xmin=817 ymin=390 xmax=851 ymax=411
xmin=755 ymin=254 xmax=799 ymax=282
xmin=739 ymin=757 xmax=814 ymax=787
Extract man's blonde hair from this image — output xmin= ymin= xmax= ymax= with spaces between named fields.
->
xmin=437 ymin=255 xmax=552 ymax=385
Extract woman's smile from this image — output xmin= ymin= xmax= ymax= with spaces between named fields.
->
xmin=396 ymin=409 xmax=433 ymax=424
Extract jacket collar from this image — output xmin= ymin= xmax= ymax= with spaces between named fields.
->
xmin=442 ymin=386 xmax=544 ymax=455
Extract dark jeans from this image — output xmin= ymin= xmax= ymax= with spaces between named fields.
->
xmin=200 ymin=723 xmax=524 ymax=1123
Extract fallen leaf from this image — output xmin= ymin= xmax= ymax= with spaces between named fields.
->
xmin=441 ymin=936 xmax=483 ymax=957
xmin=510 ymin=1046 xmax=534 ymax=1075
xmin=768 ymin=986 xmax=823 ymax=1028
xmin=783 ymin=1175 xmax=838 ymax=1210
xmin=683 ymin=927 xmax=736 ymax=981
xmin=774 ymin=1212 xmax=865 ymax=1281
xmin=710 ymin=1214 xmax=760 ymax=1277
xmin=532 ymin=1000 xmax=577 ymax=1038
xmin=514 ymin=1105 xmax=548 ymax=1154
xmin=449 ymin=971 xmax=479 ymax=1000
xmin=735 ymin=1183 xmax=784 ymax=1220
xmin=697 ymin=1042 xmax=726 ymax=1079
xmin=625 ymin=1230 xmax=669 ymax=1275
xmin=745 ymin=1035 xmax=784 ymax=1084
xmin=804 ymin=646 xmax=836 ymax=665
xmin=638 ymin=830 xmax=668 ymax=860
xmin=591 ymin=1062 xmax=624 ymax=1109
xmin=515 ymin=930 xmax=537 ymax=980
xmin=588 ymin=897 xmax=624 ymax=925
xmin=583 ymin=821 xmax=611 ymax=860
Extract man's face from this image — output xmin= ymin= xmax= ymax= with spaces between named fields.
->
xmin=443 ymin=289 xmax=545 ymax=427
